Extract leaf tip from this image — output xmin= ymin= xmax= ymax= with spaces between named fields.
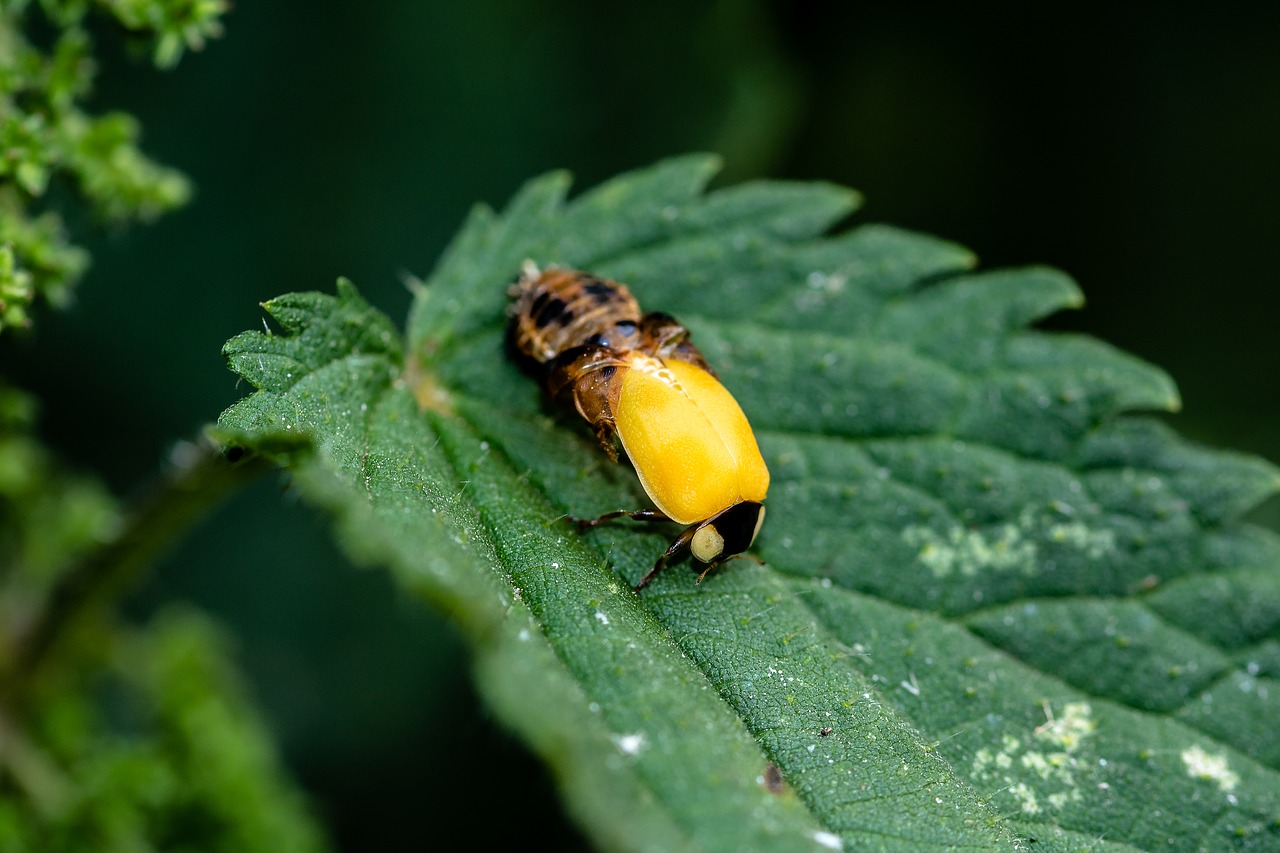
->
xmin=335 ymin=276 xmax=359 ymax=299
xmin=503 ymin=169 xmax=575 ymax=220
xmin=399 ymin=269 xmax=427 ymax=297
xmin=1151 ymin=369 xmax=1182 ymax=412
xmin=1062 ymin=282 xmax=1086 ymax=311
xmin=666 ymin=150 xmax=724 ymax=179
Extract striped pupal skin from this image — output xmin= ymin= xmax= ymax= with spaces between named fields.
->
xmin=509 ymin=265 xmax=644 ymax=365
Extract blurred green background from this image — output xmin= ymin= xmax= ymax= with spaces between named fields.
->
xmin=6 ymin=2 xmax=1278 ymax=849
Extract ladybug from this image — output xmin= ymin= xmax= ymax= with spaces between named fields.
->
xmin=509 ymin=262 xmax=769 ymax=591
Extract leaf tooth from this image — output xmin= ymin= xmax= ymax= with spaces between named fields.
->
xmin=1080 ymin=418 xmax=1280 ymax=525
xmin=877 ymin=266 xmax=1085 ymax=362
xmin=690 ymin=180 xmax=862 ymax=241
xmin=551 ymin=154 xmax=723 ymax=266
xmin=222 ymin=347 xmax=310 ymax=393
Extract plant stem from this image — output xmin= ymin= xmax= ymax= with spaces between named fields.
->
xmin=8 ymin=435 xmax=272 ymax=690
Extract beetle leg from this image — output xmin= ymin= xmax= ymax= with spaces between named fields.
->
xmin=634 ymin=524 xmax=698 ymax=592
xmin=639 ymin=312 xmax=715 ymax=374
xmin=593 ymin=422 xmax=619 ymax=460
xmin=544 ymin=345 xmax=628 ymax=462
xmin=569 ymin=508 xmax=671 ymax=531
xmin=566 ymin=510 xmax=705 ymax=592
xmin=637 ymin=311 xmax=687 ymax=347
xmin=546 ymin=345 xmax=619 ymax=398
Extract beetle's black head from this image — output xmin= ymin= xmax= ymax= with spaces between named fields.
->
xmin=690 ymin=501 xmax=765 ymax=565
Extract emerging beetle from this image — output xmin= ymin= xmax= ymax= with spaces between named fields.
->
xmin=509 ymin=262 xmax=769 ymax=591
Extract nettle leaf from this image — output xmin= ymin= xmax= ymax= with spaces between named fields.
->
xmin=219 ymin=156 xmax=1280 ymax=851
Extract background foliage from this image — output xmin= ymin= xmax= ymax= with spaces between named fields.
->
xmin=3 ymin=2 xmax=1278 ymax=850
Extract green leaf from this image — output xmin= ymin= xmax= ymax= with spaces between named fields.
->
xmin=97 ymin=0 xmax=228 ymax=68
xmin=220 ymin=157 xmax=1280 ymax=851
xmin=0 ymin=1 xmax=223 ymax=332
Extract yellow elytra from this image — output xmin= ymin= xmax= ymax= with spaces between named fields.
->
xmin=509 ymin=262 xmax=769 ymax=591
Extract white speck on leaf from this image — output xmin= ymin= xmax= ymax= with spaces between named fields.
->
xmin=904 ymin=506 xmax=1116 ymax=578
xmin=1046 ymin=520 xmax=1115 ymax=558
xmin=811 ymin=830 xmax=843 ymax=850
xmin=1008 ymin=782 xmax=1039 ymax=814
xmin=904 ymin=521 xmax=1036 ymax=578
xmin=1037 ymin=701 xmax=1095 ymax=750
xmin=972 ymin=702 xmax=1094 ymax=816
xmin=1181 ymin=745 xmax=1239 ymax=793
xmin=614 ymin=732 xmax=646 ymax=756
xmin=594 ymin=610 xmax=610 ymax=626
